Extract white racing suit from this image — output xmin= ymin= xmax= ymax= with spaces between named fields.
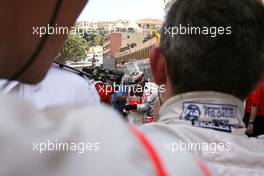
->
xmin=141 ymin=91 xmax=264 ymax=176
xmin=137 ymin=90 xmax=159 ymax=122
xmin=126 ymin=83 xmax=146 ymax=124
xmin=0 ymin=95 xmax=211 ymax=176
xmin=127 ymin=83 xmax=159 ymax=124
xmin=126 ymin=94 xmax=144 ymax=124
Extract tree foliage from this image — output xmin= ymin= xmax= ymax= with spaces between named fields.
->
xmin=93 ymin=34 xmax=104 ymax=46
xmin=58 ymin=34 xmax=89 ymax=62
xmin=78 ymin=28 xmax=104 ymax=46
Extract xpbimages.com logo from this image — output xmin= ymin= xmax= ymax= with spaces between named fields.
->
xmin=164 ymin=24 xmax=232 ymax=38
xmin=164 ymin=141 xmax=232 ymax=154
xmin=97 ymin=83 xmax=166 ymax=95
xmin=32 ymin=24 xmax=99 ymax=37
xmin=32 ymin=140 xmax=100 ymax=154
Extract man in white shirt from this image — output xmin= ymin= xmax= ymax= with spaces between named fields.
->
xmin=141 ymin=0 xmax=264 ymax=175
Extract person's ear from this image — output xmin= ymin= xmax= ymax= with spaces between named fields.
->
xmin=150 ymin=46 xmax=167 ymax=85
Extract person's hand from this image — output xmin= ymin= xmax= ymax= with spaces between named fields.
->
xmin=245 ymin=123 xmax=254 ymax=136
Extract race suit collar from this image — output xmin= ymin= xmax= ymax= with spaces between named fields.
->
xmin=159 ymin=91 xmax=245 ymax=132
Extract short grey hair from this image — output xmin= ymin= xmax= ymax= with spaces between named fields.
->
xmin=160 ymin=0 xmax=264 ymax=99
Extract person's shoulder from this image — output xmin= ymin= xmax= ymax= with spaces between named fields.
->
xmin=0 ymin=96 xmax=156 ymax=175
xmin=138 ymin=123 xmax=213 ymax=175
xmin=49 ymin=64 xmax=88 ymax=82
xmin=0 ymin=94 xmax=119 ymax=132
xmin=47 ymin=64 xmax=96 ymax=92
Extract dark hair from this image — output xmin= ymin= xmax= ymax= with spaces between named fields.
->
xmin=160 ymin=0 xmax=264 ymax=99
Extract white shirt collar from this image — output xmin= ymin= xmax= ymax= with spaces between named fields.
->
xmin=159 ymin=91 xmax=245 ymax=130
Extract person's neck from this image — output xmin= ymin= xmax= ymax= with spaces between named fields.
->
xmin=163 ymin=83 xmax=175 ymax=103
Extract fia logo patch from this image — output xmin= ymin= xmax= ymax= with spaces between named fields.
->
xmin=183 ymin=104 xmax=201 ymax=120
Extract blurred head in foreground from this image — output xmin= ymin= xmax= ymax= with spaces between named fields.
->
xmin=0 ymin=0 xmax=87 ymax=84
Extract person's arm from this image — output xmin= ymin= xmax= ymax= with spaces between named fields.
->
xmin=250 ymin=86 xmax=262 ymax=123
xmin=246 ymin=106 xmax=258 ymax=136
xmin=249 ymin=106 xmax=258 ymax=124
xmin=246 ymin=87 xmax=261 ymax=136
xmin=137 ymin=92 xmax=158 ymax=113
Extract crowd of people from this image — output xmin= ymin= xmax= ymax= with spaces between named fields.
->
xmin=1 ymin=0 xmax=264 ymax=175
xmin=85 ymin=69 xmax=160 ymax=124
